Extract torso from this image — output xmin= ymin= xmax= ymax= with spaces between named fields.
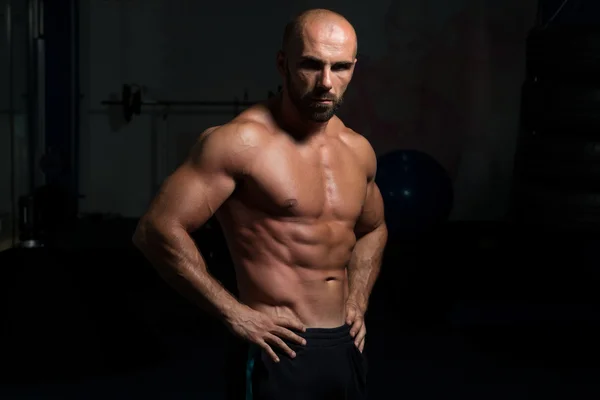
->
xmin=214 ymin=104 xmax=370 ymax=328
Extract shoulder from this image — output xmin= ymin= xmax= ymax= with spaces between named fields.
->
xmin=338 ymin=127 xmax=377 ymax=180
xmin=188 ymin=117 xmax=275 ymax=175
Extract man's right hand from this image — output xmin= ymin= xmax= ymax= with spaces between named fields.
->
xmin=226 ymin=305 xmax=307 ymax=363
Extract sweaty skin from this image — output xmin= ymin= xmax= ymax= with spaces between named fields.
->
xmin=217 ymin=107 xmax=377 ymax=328
xmin=133 ymin=9 xmax=387 ymax=359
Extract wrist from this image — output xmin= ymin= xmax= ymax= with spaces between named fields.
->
xmin=346 ymin=293 xmax=368 ymax=313
xmin=220 ymin=298 xmax=245 ymax=325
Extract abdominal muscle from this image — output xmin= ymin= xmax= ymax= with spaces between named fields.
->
xmin=221 ymin=217 xmax=357 ymax=329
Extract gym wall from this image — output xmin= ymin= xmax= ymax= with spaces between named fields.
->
xmin=77 ymin=0 xmax=537 ymax=221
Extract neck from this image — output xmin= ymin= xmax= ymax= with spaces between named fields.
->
xmin=276 ymin=91 xmax=331 ymax=140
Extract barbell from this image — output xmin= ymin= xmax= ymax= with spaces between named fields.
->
xmin=101 ymin=84 xmax=282 ymax=122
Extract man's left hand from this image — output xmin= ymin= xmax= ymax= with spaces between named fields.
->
xmin=345 ymin=301 xmax=366 ymax=353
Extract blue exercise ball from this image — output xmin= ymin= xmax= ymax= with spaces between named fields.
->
xmin=375 ymin=149 xmax=454 ymax=237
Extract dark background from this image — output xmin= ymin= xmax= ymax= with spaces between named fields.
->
xmin=2 ymin=0 xmax=600 ymax=398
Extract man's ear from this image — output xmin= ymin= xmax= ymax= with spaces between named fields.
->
xmin=276 ymin=50 xmax=286 ymax=77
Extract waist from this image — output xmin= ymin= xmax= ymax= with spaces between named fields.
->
xmin=299 ymin=324 xmax=353 ymax=348
xmin=246 ymin=297 xmax=347 ymax=329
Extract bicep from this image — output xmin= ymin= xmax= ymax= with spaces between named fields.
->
xmin=355 ymin=180 xmax=385 ymax=236
xmin=143 ymin=128 xmax=237 ymax=233
xmin=146 ymin=163 xmax=235 ymax=233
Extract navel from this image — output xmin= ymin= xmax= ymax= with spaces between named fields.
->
xmin=284 ymin=198 xmax=298 ymax=208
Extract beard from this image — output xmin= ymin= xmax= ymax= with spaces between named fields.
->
xmin=286 ymin=68 xmax=344 ymax=123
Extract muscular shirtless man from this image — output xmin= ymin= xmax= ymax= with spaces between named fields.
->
xmin=133 ymin=8 xmax=387 ymax=400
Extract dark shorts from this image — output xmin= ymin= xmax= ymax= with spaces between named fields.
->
xmin=224 ymin=324 xmax=368 ymax=400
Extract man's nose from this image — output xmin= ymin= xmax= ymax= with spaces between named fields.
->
xmin=317 ymin=67 xmax=333 ymax=91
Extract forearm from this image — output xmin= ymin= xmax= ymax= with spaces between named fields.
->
xmin=347 ymin=223 xmax=388 ymax=312
xmin=133 ymin=219 xmax=241 ymax=322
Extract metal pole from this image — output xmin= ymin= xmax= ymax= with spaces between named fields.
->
xmin=35 ymin=0 xmax=45 ymax=189
xmin=27 ymin=0 xmax=44 ymax=190
xmin=7 ymin=0 xmax=15 ymax=246
xmin=27 ymin=0 xmax=34 ymax=191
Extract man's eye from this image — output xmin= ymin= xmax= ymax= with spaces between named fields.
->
xmin=332 ymin=63 xmax=352 ymax=71
xmin=299 ymin=60 xmax=322 ymax=70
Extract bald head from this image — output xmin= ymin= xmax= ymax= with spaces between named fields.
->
xmin=282 ymin=9 xmax=357 ymax=58
xmin=276 ymin=9 xmax=358 ymax=124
